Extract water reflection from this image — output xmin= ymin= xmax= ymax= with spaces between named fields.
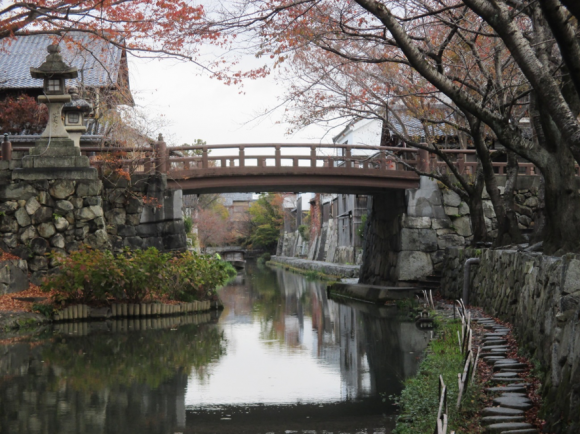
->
xmin=0 ymin=263 xmax=430 ymax=434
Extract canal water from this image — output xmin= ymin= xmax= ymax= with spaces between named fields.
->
xmin=0 ymin=262 xmax=430 ymax=434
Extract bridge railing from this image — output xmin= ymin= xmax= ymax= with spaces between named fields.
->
xmin=1 ymin=139 xmax=566 ymax=177
xmin=163 ymin=143 xmax=421 ymax=174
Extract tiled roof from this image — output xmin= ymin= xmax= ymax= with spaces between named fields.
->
xmin=221 ymin=193 xmax=255 ymax=206
xmin=0 ymin=34 xmax=124 ymax=90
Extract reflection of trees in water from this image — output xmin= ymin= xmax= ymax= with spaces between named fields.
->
xmin=0 ymin=323 xmax=226 ymax=434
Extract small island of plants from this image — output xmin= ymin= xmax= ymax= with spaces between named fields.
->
xmin=38 ymin=247 xmax=236 ymax=318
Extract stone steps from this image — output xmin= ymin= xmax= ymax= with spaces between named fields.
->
xmin=474 ymin=315 xmax=539 ymax=434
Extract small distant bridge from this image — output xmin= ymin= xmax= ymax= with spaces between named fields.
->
xmin=6 ymin=140 xmax=542 ymax=195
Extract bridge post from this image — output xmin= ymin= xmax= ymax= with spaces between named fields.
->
xmin=417 ymin=148 xmax=430 ymax=173
xmin=310 ymin=146 xmax=317 ymax=167
xmin=345 ymin=147 xmax=351 ymax=168
xmin=202 ymin=148 xmax=208 ymax=169
xmin=457 ymin=152 xmax=466 ymax=174
xmin=275 ymin=146 xmax=281 ymax=167
xmin=239 ymin=146 xmax=245 ymax=167
xmin=155 ymin=136 xmax=167 ymax=174
xmin=2 ymin=134 xmax=12 ymax=161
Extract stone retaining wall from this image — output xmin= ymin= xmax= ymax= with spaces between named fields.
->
xmin=269 ymin=255 xmax=359 ymax=278
xmin=440 ymin=248 xmax=580 ymax=433
xmin=0 ymin=152 xmax=186 ymax=287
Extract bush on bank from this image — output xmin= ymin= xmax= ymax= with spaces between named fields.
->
xmin=392 ymin=318 xmax=483 ymax=434
xmin=42 ymin=247 xmax=236 ymax=304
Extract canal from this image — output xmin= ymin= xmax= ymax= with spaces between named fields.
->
xmin=0 ymin=262 xmax=430 ymax=434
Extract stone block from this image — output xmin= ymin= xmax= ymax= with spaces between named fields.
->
xmin=74 ymin=226 xmax=90 ymax=239
xmin=483 ymin=200 xmax=496 ymax=219
xmin=438 ymin=234 xmax=465 ymax=250
xmin=136 ymin=223 xmax=159 ymax=237
xmin=83 ymin=196 xmax=102 ymax=207
xmin=0 ymin=215 xmax=18 ymax=233
xmin=55 ymin=200 xmax=74 ymax=212
xmin=38 ymin=222 xmax=56 ymax=239
xmin=86 ymin=229 xmax=110 ymax=249
xmin=123 ymin=236 xmax=144 ymax=249
xmin=32 ymin=206 xmax=54 ymax=225
xmin=458 ymin=201 xmax=470 ymax=215
xmin=54 ymin=216 xmax=69 ymax=232
xmin=76 ymin=180 xmax=102 ymax=197
xmin=91 ymin=217 xmax=106 ymax=230
xmin=442 ymin=189 xmax=461 ymax=207
xmin=28 ymin=256 xmax=48 ymax=272
xmin=400 ymin=228 xmax=438 ymax=252
xmin=76 ymin=205 xmax=104 ymax=221
xmin=430 ymin=250 xmax=446 ymax=264
xmin=0 ymin=183 xmax=38 ymax=201
xmin=524 ymin=196 xmax=539 ymax=208
xmin=402 ymin=215 xmax=432 ymax=229
xmin=19 ymin=225 xmax=37 ymax=243
xmin=38 ymin=191 xmax=55 ymax=207
xmin=453 ymin=216 xmax=472 ymax=237
xmin=3 ymin=233 xmax=17 ymax=249
xmin=118 ymin=225 xmax=136 ymax=237
xmin=108 ymin=189 xmax=126 ymax=205
xmin=142 ymin=236 xmax=164 ymax=250
xmin=30 ymin=237 xmax=49 ymax=255
xmin=50 ymin=233 xmax=66 ymax=249
xmin=65 ymin=241 xmax=81 ymax=253
xmin=105 ymin=208 xmax=126 ymax=226
xmin=444 ymin=206 xmax=459 ymax=216
xmin=0 ymin=201 xmax=18 ymax=214
xmin=25 ymin=197 xmax=41 ymax=215
xmin=563 ymin=258 xmax=580 ymax=295
xmin=14 ymin=207 xmax=31 ymax=227
xmin=396 ymin=251 xmax=433 ymax=281
xmin=126 ymin=213 xmax=141 ymax=226
xmin=70 ymin=197 xmax=84 ymax=209
xmin=49 ymin=180 xmax=76 ymax=199
xmin=13 ymin=167 xmax=97 ymax=181
xmin=431 ymin=218 xmax=450 ymax=229
xmin=162 ymin=234 xmax=187 ymax=251
xmin=0 ymin=260 xmax=29 ymax=294
xmin=126 ymin=196 xmax=143 ymax=214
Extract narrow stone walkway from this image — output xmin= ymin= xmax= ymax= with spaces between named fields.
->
xmin=472 ymin=315 xmax=541 ymax=434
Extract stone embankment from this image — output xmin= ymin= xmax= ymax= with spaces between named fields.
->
xmin=269 ymin=255 xmax=359 ymax=278
xmin=329 ymin=282 xmax=421 ymax=304
xmin=441 ymin=248 xmax=580 ymax=434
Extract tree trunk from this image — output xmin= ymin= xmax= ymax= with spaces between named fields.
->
xmin=494 ymin=151 xmax=526 ymax=246
xmin=541 ymin=148 xmax=580 ymax=254
xmin=468 ymin=166 xmax=488 ymax=245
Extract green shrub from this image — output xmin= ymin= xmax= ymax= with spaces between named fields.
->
xmin=184 ymin=216 xmax=193 ymax=233
xmin=161 ymin=251 xmax=236 ymax=302
xmin=298 ymin=224 xmax=310 ymax=241
xmin=42 ymin=247 xmax=233 ymax=305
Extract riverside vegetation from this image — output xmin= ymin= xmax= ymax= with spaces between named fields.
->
xmin=393 ymin=317 xmax=484 ymax=433
xmin=41 ymin=247 xmax=236 ymax=309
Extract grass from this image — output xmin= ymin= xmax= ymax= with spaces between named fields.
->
xmin=265 ymin=261 xmax=340 ymax=281
xmin=392 ymin=317 xmax=484 ymax=434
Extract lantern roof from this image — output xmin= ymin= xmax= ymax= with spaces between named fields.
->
xmin=30 ymin=44 xmax=78 ymax=79
xmin=63 ymin=87 xmax=92 ymax=113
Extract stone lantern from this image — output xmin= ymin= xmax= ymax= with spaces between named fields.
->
xmin=29 ymin=44 xmax=78 ymax=141
xmin=15 ymin=43 xmax=96 ymax=181
xmin=63 ymin=86 xmax=92 ymax=148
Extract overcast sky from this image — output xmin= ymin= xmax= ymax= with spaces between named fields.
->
xmin=128 ymin=56 xmax=334 ymax=147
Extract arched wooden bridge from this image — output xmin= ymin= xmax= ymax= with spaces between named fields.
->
xmin=7 ymin=141 xmax=542 ymax=194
